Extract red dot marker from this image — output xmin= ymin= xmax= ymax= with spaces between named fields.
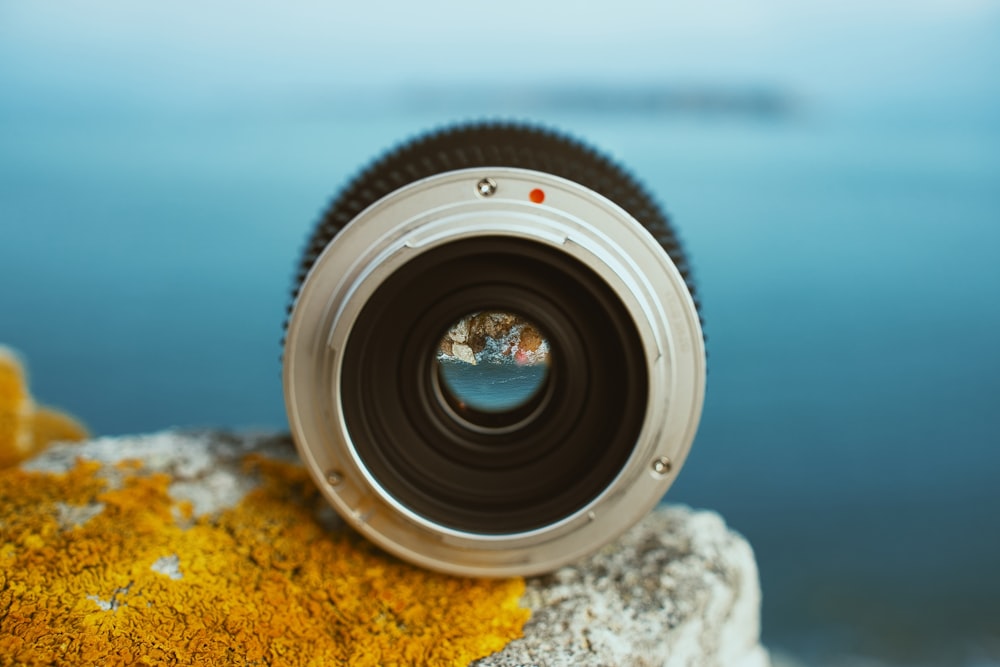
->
xmin=529 ymin=188 xmax=545 ymax=204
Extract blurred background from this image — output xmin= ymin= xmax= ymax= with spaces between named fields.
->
xmin=1 ymin=2 xmax=998 ymax=665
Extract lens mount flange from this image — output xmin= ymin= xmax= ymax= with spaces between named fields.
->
xmin=284 ymin=167 xmax=705 ymax=577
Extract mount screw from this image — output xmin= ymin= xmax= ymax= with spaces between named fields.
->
xmin=651 ymin=457 xmax=672 ymax=476
xmin=476 ymin=177 xmax=497 ymax=197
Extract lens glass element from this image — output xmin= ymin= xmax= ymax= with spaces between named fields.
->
xmin=436 ymin=311 xmax=551 ymax=414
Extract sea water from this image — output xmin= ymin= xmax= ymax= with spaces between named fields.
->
xmin=2 ymin=99 xmax=998 ymax=666
xmin=437 ymin=360 xmax=549 ymax=413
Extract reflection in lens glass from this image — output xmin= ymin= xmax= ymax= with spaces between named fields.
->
xmin=436 ymin=311 xmax=551 ymax=413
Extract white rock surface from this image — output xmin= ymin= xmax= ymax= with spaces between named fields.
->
xmin=475 ymin=504 xmax=770 ymax=667
xmin=24 ymin=430 xmax=297 ymax=516
xmin=28 ymin=431 xmax=769 ymax=667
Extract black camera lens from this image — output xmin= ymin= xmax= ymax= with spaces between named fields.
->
xmin=283 ymin=122 xmax=705 ymax=576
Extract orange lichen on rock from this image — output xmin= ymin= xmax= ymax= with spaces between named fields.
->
xmin=0 ymin=453 xmax=529 ymax=666
xmin=0 ymin=346 xmax=87 ymax=469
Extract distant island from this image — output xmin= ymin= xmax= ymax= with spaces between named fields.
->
xmin=394 ymin=84 xmax=796 ymax=119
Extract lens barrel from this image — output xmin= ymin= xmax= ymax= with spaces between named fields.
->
xmin=283 ymin=123 xmax=705 ymax=576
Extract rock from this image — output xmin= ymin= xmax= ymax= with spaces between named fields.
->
xmin=0 ymin=345 xmax=88 ymax=468
xmin=20 ymin=430 xmax=296 ymax=515
xmin=438 ymin=311 xmax=551 ymax=364
xmin=452 ymin=342 xmax=477 ymax=365
xmin=517 ymin=324 xmax=544 ymax=355
xmin=474 ymin=506 xmax=770 ymax=667
xmin=8 ymin=431 xmax=769 ymax=666
xmin=467 ymin=312 xmax=519 ymax=354
xmin=3 ymin=431 xmax=528 ymax=665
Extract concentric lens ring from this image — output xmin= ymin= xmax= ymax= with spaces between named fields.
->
xmin=341 ymin=236 xmax=648 ymax=534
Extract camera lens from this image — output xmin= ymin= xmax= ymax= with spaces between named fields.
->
xmin=283 ymin=122 xmax=706 ymax=576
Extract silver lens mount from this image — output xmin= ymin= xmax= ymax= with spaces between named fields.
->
xmin=284 ymin=162 xmax=705 ymax=577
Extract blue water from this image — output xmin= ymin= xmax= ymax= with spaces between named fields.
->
xmin=2 ymin=98 xmax=999 ymax=665
xmin=438 ymin=361 xmax=549 ymax=413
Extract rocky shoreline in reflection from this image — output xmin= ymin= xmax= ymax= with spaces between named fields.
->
xmin=438 ymin=311 xmax=549 ymax=366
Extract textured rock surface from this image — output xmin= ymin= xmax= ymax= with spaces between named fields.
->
xmin=21 ymin=430 xmax=299 ymax=517
xmin=5 ymin=431 xmax=527 ymax=665
xmin=475 ymin=503 xmax=770 ymax=667
xmin=439 ymin=311 xmax=549 ymax=364
xmin=0 ymin=345 xmax=88 ymax=467
xmin=16 ymin=431 xmax=768 ymax=666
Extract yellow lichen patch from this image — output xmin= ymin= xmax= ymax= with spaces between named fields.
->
xmin=0 ymin=454 xmax=529 ymax=666
xmin=0 ymin=346 xmax=87 ymax=469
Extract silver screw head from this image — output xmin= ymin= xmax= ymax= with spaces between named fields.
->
xmin=651 ymin=457 xmax=672 ymax=476
xmin=326 ymin=469 xmax=343 ymax=486
xmin=476 ymin=177 xmax=497 ymax=197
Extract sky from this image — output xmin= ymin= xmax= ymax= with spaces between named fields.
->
xmin=1 ymin=0 xmax=998 ymax=118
